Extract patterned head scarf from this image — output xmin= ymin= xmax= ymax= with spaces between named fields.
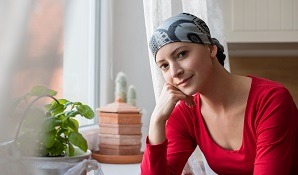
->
xmin=149 ymin=13 xmax=225 ymax=63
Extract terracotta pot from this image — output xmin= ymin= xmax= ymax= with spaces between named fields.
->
xmin=99 ymin=123 xmax=142 ymax=135
xmin=97 ymin=98 xmax=141 ymax=124
xmin=98 ymin=112 xmax=141 ymax=124
xmin=98 ymin=133 xmax=142 ymax=145
xmin=96 ymin=98 xmax=143 ymax=160
xmin=98 ymin=144 xmax=141 ymax=155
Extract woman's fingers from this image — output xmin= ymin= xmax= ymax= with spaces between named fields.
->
xmin=164 ymin=85 xmax=186 ymax=102
xmin=164 ymin=83 xmax=196 ymax=108
xmin=153 ymin=84 xmax=187 ymax=122
xmin=148 ymin=83 xmax=195 ymax=145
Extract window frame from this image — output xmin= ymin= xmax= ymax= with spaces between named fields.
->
xmin=64 ymin=0 xmax=101 ymax=150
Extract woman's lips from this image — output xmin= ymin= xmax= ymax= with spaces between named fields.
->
xmin=177 ymin=74 xmax=194 ymax=86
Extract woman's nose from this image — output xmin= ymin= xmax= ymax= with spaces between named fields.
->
xmin=170 ymin=64 xmax=183 ymax=78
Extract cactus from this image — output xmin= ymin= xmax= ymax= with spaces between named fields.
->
xmin=115 ymin=72 xmax=127 ymax=102
xmin=127 ymin=85 xmax=137 ymax=106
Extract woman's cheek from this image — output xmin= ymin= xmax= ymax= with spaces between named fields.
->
xmin=163 ymin=73 xmax=173 ymax=84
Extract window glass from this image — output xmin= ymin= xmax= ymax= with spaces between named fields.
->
xmin=11 ymin=0 xmax=64 ymax=99
xmin=10 ymin=0 xmax=98 ymax=127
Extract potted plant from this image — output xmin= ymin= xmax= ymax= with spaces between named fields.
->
xmin=12 ymin=85 xmax=96 ymax=174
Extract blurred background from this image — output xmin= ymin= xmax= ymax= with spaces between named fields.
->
xmin=0 ymin=0 xmax=64 ymax=143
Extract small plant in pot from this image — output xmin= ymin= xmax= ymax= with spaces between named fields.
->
xmin=13 ymin=86 xmax=95 ymax=174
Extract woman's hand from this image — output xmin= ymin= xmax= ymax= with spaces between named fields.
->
xmin=153 ymin=83 xmax=194 ymax=123
xmin=148 ymin=83 xmax=195 ymax=145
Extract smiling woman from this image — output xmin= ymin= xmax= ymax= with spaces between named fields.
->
xmin=155 ymin=43 xmax=217 ymax=96
xmin=141 ymin=12 xmax=298 ymax=175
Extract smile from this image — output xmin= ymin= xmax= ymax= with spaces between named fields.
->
xmin=177 ymin=74 xmax=194 ymax=86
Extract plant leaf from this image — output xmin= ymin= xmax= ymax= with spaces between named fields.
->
xmin=40 ymin=130 xmax=56 ymax=148
xmin=43 ymin=117 xmax=60 ymax=132
xmin=68 ymin=132 xmax=87 ymax=152
xmin=74 ymin=102 xmax=82 ymax=105
xmin=30 ymin=86 xmax=57 ymax=97
xmin=57 ymin=128 xmax=68 ymax=139
xmin=57 ymin=99 xmax=69 ymax=105
xmin=48 ymin=103 xmax=65 ymax=116
xmin=47 ymin=139 xmax=66 ymax=156
xmin=68 ymin=118 xmax=79 ymax=132
xmin=76 ymin=105 xmax=94 ymax=119
xmin=67 ymin=142 xmax=75 ymax=157
xmin=65 ymin=111 xmax=79 ymax=117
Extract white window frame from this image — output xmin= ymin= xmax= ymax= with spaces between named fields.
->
xmin=63 ymin=0 xmax=102 ymax=150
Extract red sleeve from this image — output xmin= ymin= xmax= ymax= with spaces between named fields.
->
xmin=140 ymin=103 xmax=196 ymax=175
xmin=140 ymin=137 xmax=169 ymax=175
xmin=254 ymin=87 xmax=298 ymax=174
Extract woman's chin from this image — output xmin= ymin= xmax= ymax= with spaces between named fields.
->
xmin=181 ymin=89 xmax=197 ymax=96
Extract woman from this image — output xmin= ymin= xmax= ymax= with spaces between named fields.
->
xmin=141 ymin=13 xmax=298 ymax=175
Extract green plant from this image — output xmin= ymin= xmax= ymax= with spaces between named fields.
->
xmin=15 ymin=86 xmax=94 ymax=157
xmin=115 ymin=72 xmax=127 ymax=102
xmin=127 ymin=85 xmax=136 ymax=106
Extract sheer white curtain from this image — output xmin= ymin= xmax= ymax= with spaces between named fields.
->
xmin=142 ymin=0 xmax=229 ymax=174
xmin=0 ymin=0 xmax=32 ymax=109
xmin=0 ymin=0 xmax=33 ymax=143
xmin=0 ymin=1 xmax=34 ymax=174
xmin=0 ymin=1 xmax=65 ymax=174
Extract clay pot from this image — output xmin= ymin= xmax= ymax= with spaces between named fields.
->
xmin=98 ymin=144 xmax=141 ymax=155
xmin=97 ymin=98 xmax=142 ymax=156
xmin=98 ymin=134 xmax=142 ymax=145
xmin=99 ymin=123 xmax=142 ymax=135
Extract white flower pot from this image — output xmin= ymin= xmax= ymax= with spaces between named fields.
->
xmin=22 ymin=150 xmax=91 ymax=175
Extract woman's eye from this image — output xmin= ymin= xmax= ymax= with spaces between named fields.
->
xmin=177 ymin=51 xmax=187 ymax=59
xmin=159 ymin=64 xmax=169 ymax=70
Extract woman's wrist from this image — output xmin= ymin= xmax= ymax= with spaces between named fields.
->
xmin=148 ymin=114 xmax=167 ymax=145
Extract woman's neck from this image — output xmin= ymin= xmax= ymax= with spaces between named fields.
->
xmin=199 ymin=64 xmax=251 ymax=115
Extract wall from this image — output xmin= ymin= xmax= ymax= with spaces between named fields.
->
xmin=223 ymin=0 xmax=298 ymax=42
xmin=230 ymin=56 xmax=298 ymax=106
xmin=223 ymin=0 xmax=298 ymax=106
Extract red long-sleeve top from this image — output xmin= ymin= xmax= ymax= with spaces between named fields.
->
xmin=141 ymin=76 xmax=298 ymax=175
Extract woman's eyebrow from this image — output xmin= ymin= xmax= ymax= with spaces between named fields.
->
xmin=170 ymin=46 xmax=188 ymax=57
xmin=156 ymin=45 xmax=189 ymax=63
xmin=156 ymin=60 xmax=164 ymax=65
xmin=170 ymin=47 xmax=180 ymax=57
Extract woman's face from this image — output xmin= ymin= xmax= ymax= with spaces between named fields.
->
xmin=156 ymin=42 xmax=215 ymax=96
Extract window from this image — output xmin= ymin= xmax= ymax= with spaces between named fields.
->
xmin=9 ymin=0 xmax=100 ymax=126
xmin=10 ymin=0 xmax=64 ymax=99
xmin=64 ymin=0 xmax=100 ymax=127
xmin=1 ymin=0 xmax=101 ymax=149
xmin=63 ymin=0 xmax=101 ymax=150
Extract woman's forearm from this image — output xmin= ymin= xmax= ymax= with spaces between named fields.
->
xmin=147 ymin=83 xmax=190 ymax=145
xmin=148 ymin=113 xmax=167 ymax=145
